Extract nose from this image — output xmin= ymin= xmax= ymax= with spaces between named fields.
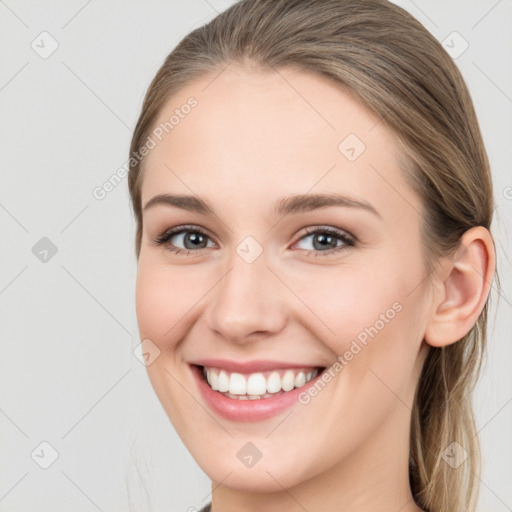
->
xmin=203 ymin=250 xmax=287 ymax=345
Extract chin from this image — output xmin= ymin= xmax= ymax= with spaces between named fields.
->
xmin=201 ymin=460 xmax=308 ymax=493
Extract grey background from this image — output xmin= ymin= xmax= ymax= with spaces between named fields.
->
xmin=0 ymin=1 xmax=511 ymax=511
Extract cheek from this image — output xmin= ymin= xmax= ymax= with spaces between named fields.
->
xmin=135 ymin=257 xmax=202 ymax=345
xmin=290 ymin=252 xmax=427 ymax=388
xmin=289 ymin=262 xmax=410 ymax=344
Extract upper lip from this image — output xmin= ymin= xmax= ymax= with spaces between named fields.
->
xmin=189 ymin=358 xmax=324 ymax=374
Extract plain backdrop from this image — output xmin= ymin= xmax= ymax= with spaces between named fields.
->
xmin=1 ymin=1 xmax=511 ymax=511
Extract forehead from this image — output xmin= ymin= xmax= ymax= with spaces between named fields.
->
xmin=140 ymin=64 xmax=418 ymax=220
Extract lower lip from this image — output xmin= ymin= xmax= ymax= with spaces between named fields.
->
xmin=190 ymin=364 xmax=324 ymax=422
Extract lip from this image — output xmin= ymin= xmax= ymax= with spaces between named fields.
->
xmin=189 ymin=363 xmax=325 ymax=422
xmin=189 ymin=358 xmax=321 ymax=374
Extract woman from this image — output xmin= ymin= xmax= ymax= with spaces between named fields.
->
xmin=127 ymin=1 xmax=497 ymax=511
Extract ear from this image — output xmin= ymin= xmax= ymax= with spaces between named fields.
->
xmin=424 ymin=226 xmax=496 ymax=348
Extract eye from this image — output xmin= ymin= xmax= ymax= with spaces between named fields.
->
xmin=153 ymin=224 xmax=355 ymax=257
xmin=293 ymin=226 xmax=355 ymax=257
xmin=152 ymin=225 xmax=215 ymax=255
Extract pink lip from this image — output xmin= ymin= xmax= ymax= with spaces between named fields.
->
xmin=189 ymin=358 xmax=320 ymax=374
xmin=189 ymin=363 xmax=325 ymax=422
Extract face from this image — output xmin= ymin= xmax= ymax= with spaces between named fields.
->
xmin=135 ymin=64 xmax=432 ymax=492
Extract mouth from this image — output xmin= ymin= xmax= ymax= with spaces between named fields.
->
xmin=194 ymin=364 xmax=326 ymax=400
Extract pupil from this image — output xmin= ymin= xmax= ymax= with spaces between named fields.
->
xmin=314 ymin=233 xmax=335 ymax=250
xmin=186 ymin=232 xmax=205 ymax=249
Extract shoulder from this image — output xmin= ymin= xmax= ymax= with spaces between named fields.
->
xmin=198 ymin=503 xmax=211 ymax=512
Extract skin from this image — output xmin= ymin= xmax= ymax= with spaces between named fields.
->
xmin=135 ymin=64 xmax=495 ymax=512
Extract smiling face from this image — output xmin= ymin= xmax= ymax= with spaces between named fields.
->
xmin=135 ymin=64 xmax=432 ymax=496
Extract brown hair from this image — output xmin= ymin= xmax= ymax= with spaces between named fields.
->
xmin=127 ymin=1 xmax=496 ymax=511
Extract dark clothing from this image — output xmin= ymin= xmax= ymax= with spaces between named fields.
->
xmin=199 ymin=503 xmax=212 ymax=512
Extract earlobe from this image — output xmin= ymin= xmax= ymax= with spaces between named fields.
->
xmin=424 ymin=226 xmax=496 ymax=348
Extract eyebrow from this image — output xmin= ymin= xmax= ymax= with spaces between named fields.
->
xmin=142 ymin=193 xmax=381 ymax=219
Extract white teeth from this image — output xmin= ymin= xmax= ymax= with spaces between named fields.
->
xmin=204 ymin=366 xmax=320 ymax=399
xmin=266 ymin=371 xmax=282 ymax=393
xmin=229 ymin=372 xmax=247 ymax=395
xmin=247 ymin=373 xmax=267 ymax=395
xmin=208 ymin=370 xmax=219 ymax=391
xmin=281 ymin=370 xmax=295 ymax=391
xmin=294 ymin=371 xmax=306 ymax=388
xmin=218 ymin=370 xmax=229 ymax=392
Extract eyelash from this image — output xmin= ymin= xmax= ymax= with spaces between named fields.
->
xmin=152 ymin=224 xmax=355 ymax=257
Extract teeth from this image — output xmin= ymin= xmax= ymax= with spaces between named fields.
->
xmin=247 ymin=373 xmax=267 ymax=395
xmin=218 ymin=370 xmax=229 ymax=392
xmin=208 ymin=370 xmax=219 ymax=391
xmin=294 ymin=371 xmax=306 ymax=388
xmin=204 ymin=366 xmax=320 ymax=399
xmin=229 ymin=373 xmax=246 ymax=395
xmin=266 ymin=371 xmax=281 ymax=393
xmin=281 ymin=370 xmax=295 ymax=392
